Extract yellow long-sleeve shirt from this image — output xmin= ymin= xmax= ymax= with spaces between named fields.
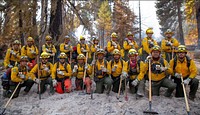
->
xmin=138 ymin=58 xmax=172 ymax=81
xmin=73 ymin=64 xmax=92 ymax=79
xmin=142 ymin=37 xmax=157 ymax=54
xmin=4 ymin=48 xmax=21 ymax=68
xmin=169 ymin=57 xmax=197 ymax=79
xmin=107 ymin=59 xmax=127 ymax=77
xmin=42 ymin=43 xmax=57 ymax=54
xmin=11 ymin=66 xmax=31 ymax=83
xmin=30 ymin=62 xmax=53 ymax=80
xmin=107 ymin=41 xmax=121 ymax=53
xmin=21 ymin=45 xmax=38 ymax=59
xmin=52 ymin=62 xmax=72 ymax=79
xmin=91 ymin=44 xmax=101 ymax=53
xmin=94 ymin=60 xmax=109 ymax=78
xmin=59 ymin=43 xmax=73 ymax=54
xmin=123 ymin=40 xmax=139 ymax=51
xmin=161 ymin=38 xmax=179 ymax=53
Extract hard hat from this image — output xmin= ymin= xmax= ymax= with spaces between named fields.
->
xmin=127 ymin=32 xmax=134 ymax=37
xmin=77 ymin=54 xmax=86 ymax=60
xmin=20 ymin=56 xmax=29 ymax=61
xmin=40 ymin=52 xmax=50 ymax=59
xmin=146 ymin=28 xmax=154 ymax=34
xmin=177 ymin=45 xmax=187 ymax=53
xmin=128 ymin=49 xmax=138 ymax=56
xmin=64 ymin=35 xmax=70 ymax=39
xmin=96 ymin=49 xmax=105 ymax=55
xmin=27 ymin=37 xmax=34 ymax=42
xmin=45 ymin=35 xmax=52 ymax=41
xmin=58 ymin=52 xmax=67 ymax=59
xmin=151 ymin=45 xmax=161 ymax=52
xmin=111 ymin=32 xmax=118 ymax=38
xmin=13 ymin=40 xmax=21 ymax=45
xmin=164 ymin=29 xmax=174 ymax=35
xmin=92 ymin=36 xmax=98 ymax=41
xmin=80 ymin=36 xmax=85 ymax=40
xmin=112 ymin=49 xmax=121 ymax=55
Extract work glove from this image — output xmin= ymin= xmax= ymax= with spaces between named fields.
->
xmin=112 ymin=65 xmax=118 ymax=72
xmin=145 ymin=56 xmax=152 ymax=63
xmin=166 ymin=41 xmax=172 ymax=46
xmin=19 ymin=74 xmax=26 ymax=80
xmin=160 ymin=67 xmax=168 ymax=72
xmin=85 ymin=65 xmax=88 ymax=70
xmin=131 ymin=79 xmax=139 ymax=86
xmin=50 ymin=53 xmax=55 ymax=56
xmin=183 ymin=78 xmax=191 ymax=85
xmin=174 ymin=73 xmax=182 ymax=78
xmin=129 ymin=42 xmax=133 ymax=46
xmin=10 ymin=50 xmax=16 ymax=56
xmin=120 ymin=72 xmax=128 ymax=80
xmin=73 ymin=65 xmax=78 ymax=73
xmin=52 ymin=79 xmax=57 ymax=86
xmin=46 ymin=49 xmax=52 ymax=53
xmin=112 ymin=41 xmax=117 ymax=46
xmin=91 ymin=60 xmax=95 ymax=65
xmin=34 ymin=78 xmax=40 ymax=84
xmin=101 ymin=67 xmax=108 ymax=72
xmin=31 ymin=50 xmax=36 ymax=54
xmin=57 ymin=71 xmax=64 ymax=75
xmin=8 ymin=64 xmax=13 ymax=68
xmin=44 ymin=67 xmax=50 ymax=73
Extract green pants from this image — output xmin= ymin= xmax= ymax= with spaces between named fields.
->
xmin=38 ymin=77 xmax=54 ymax=94
xmin=111 ymin=76 xmax=125 ymax=93
xmin=129 ymin=78 xmax=145 ymax=95
xmin=5 ymin=79 xmax=34 ymax=98
xmin=151 ymin=78 xmax=176 ymax=97
xmin=95 ymin=76 xmax=113 ymax=94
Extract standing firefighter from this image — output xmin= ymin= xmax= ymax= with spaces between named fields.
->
xmin=161 ymin=29 xmax=179 ymax=62
xmin=59 ymin=35 xmax=73 ymax=63
xmin=123 ymin=32 xmax=139 ymax=61
xmin=127 ymin=49 xmax=145 ymax=97
xmin=169 ymin=45 xmax=199 ymax=101
xmin=3 ymin=56 xmax=34 ymax=98
xmin=21 ymin=37 xmax=39 ymax=69
xmin=141 ymin=28 xmax=157 ymax=61
xmin=106 ymin=32 xmax=121 ymax=61
xmin=90 ymin=36 xmax=100 ymax=62
xmin=30 ymin=52 xmax=54 ymax=94
xmin=72 ymin=54 xmax=92 ymax=94
xmin=42 ymin=35 xmax=57 ymax=63
xmin=141 ymin=45 xmax=176 ymax=97
xmin=77 ymin=36 xmax=90 ymax=56
xmin=107 ymin=49 xmax=128 ymax=93
xmin=52 ymin=53 xmax=72 ymax=93
xmin=93 ymin=49 xmax=113 ymax=94
xmin=4 ymin=40 xmax=21 ymax=68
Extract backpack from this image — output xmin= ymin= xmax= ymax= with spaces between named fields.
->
xmin=111 ymin=59 xmax=124 ymax=69
xmin=56 ymin=62 xmax=68 ymax=76
xmin=173 ymin=55 xmax=191 ymax=70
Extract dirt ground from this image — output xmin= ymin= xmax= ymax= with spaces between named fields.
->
xmin=0 ymin=60 xmax=200 ymax=115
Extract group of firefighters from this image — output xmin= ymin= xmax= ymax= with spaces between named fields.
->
xmin=1 ymin=28 xmax=199 ymax=102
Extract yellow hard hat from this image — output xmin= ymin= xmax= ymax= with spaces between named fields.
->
xmin=80 ymin=36 xmax=85 ymax=40
xmin=127 ymin=32 xmax=134 ymax=37
xmin=77 ymin=54 xmax=86 ymax=60
xmin=58 ymin=52 xmax=67 ymax=59
xmin=177 ymin=45 xmax=187 ymax=53
xmin=164 ymin=29 xmax=174 ymax=35
xmin=128 ymin=49 xmax=138 ymax=56
xmin=45 ymin=35 xmax=52 ymax=41
xmin=146 ymin=28 xmax=154 ymax=34
xmin=13 ymin=40 xmax=21 ymax=45
xmin=27 ymin=37 xmax=34 ymax=42
xmin=96 ymin=49 xmax=105 ymax=55
xmin=20 ymin=56 xmax=29 ymax=62
xmin=151 ymin=45 xmax=161 ymax=52
xmin=111 ymin=32 xmax=118 ymax=38
xmin=112 ymin=49 xmax=121 ymax=55
xmin=40 ymin=52 xmax=50 ymax=59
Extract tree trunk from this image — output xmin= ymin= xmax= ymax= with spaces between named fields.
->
xmin=19 ymin=0 xmax=24 ymax=45
xmin=176 ymin=0 xmax=185 ymax=45
xmin=196 ymin=0 xmax=200 ymax=49
xmin=31 ymin=0 xmax=37 ymax=39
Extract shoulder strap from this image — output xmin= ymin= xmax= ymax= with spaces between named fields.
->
xmin=186 ymin=55 xmax=191 ymax=68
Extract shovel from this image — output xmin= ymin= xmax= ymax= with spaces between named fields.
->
xmin=1 ymin=82 xmax=20 ymax=115
xmin=143 ymin=58 xmax=158 ymax=114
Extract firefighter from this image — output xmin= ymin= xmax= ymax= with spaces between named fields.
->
xmin=161 ymin=29 xmax=179 ymax=62
xmin=77 ymin=36 xmax=90 ymax=56
xmin=123 ymin=32 xmax=139 ymax=61
xmin=4 ymin=40 xmax=21 ymax=68
xmin=139 ymin=45 xmax=176 ymax=97
xmin=59 ymin=35 xmax=73 ymax=63
xmin=90 ymin=36 xmax=100 ymax=63
xmin=93 ymin=49 xmax=113 ymax=94
xmin=42 ymin=35 xmax=57 ymax=63
xmin=4 ymin=56 xmax=34 ymax=98
xmin=107 ymin=49 xmax=128 ymax=93
xmin=72 ymin=54 xmax=92 ymax=94
xmin=169 ymin=45 xmax=199 ymax=101
xmin=106 ymin=32 xmax=121 ymax=61
xmin=141 ymin=28 xmax=157 ymax=61
xmin=30 ymin=52 xmax=54 ymax=94
xmin=127 ymin=49 xmax=145 ymax=97
xmin=21 ymin=37 xmax=39 ymax=69
xmin=51 ymin=52 xmax=72 ymax=93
